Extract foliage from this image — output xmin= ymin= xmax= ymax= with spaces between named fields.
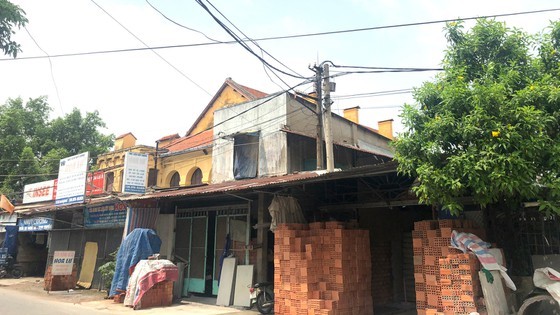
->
xmin=0 ymin=0 xmax=28 ymax=58
xmin=0 ymin=97 xmax=114 ymax=198
xmin=393 ymin=19 xmax=560 ymax=214
xmin=98 ymin=248 xmax=119 ymax=291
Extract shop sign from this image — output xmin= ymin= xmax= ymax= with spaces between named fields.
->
xmin=18 ymin=214 xmax=54 ymax=232
xmin=122 ymin=152 xmax=148 ymax=194
xmin=22 ymin=179 xmax=57 ymax=204
xmin=84 ymin=202 xmax=127 ymax=228
xmin=55 ymin=152 xmax=89 ymax=206
xmin=52 ymin=251 xmax=75 ymax=276
xmin=86 ymin=171 xmax=105 ymax=196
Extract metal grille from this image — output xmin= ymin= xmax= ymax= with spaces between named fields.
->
xmin=176 ymin=204 xmax=248 ymax=218
xmin=519 ymin=209 xmax=560 ymax=255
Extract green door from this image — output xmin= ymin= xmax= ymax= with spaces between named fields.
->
xmin=176 ymin=212 xmax=208 ymax=295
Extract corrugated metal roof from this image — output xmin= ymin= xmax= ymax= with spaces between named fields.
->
xmin=122 ymin=161 xmax=397 ymax=201
xmin=14 ymin=195 xmax=121 ymax=216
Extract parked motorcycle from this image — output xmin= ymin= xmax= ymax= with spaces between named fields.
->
xmin=249 ymin=281 xmax=274 ymax=314
xmin=0 ymin=254 xmax=23 ymax=279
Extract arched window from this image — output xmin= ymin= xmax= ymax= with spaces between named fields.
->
xmin=191 ymin=168 xmax=203 ymax=185
xmin=170 ymin=172 xmax=180 ymax=187
xmin=105 ymin=172 xmax=115 ymax=192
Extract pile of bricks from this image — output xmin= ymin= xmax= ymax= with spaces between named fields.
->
xmin=413 ymin=219 xmax=485 ymax=315
xmin=135 ymin=280 xmax=173 ymax=309
xmin=274 ymin=222 xmax=373 ymax=315
xmin=439 ymin=253 xmax=481 ymax=314
xmin=43 ymin=264 xmax=77 ymax=291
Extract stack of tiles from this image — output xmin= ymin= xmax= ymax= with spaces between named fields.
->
xmin=274 ymin=222 xmax=374 ymax=315
xmin=439 ymin=253 xmax=482 ymax=315
xmin=412 ymin=219 xmax=485 ymax=315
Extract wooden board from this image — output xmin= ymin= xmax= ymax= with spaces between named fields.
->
xmin=216 ymin=258 xmax=237 ymax=306
xmin=479 ymin=270 xmax=510 ymax=315
xmin=77 ymin=242 xmax=98 ymax=289
xmin=233 ymin=265 xmax=254 ymax=307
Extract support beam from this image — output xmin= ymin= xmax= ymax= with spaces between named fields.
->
xmin=256 ymin=193 xmax=269 ymax=282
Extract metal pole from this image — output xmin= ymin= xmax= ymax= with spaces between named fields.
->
xmin=323 ymin=63 xmax=335 ymax=172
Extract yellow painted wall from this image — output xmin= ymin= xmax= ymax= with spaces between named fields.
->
xmin=188 ymin=85 xmax=250 ymax=136
xmin=158 ymin=149 xmax=213 ymax=188
xmin=96 ymin=145 xmax=155 ymax=192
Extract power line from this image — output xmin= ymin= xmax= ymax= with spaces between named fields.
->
xmin=24 ymin=27 xmax=64 ymax=115
xmin=194 ymin=0 xmax=309 ymax=81
xmin=2 ymin=7 xmax=559 ymax=62
xmin=145 ymin=0 xmax=223 ymax=43
xmin=89 ymin=0 xmax=213 ymax=96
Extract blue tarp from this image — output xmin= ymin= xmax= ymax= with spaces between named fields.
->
xmin=109 ymin=228 xmax=161 ymax=297
xmin=1 ymin=226 xmax=18 ymax=258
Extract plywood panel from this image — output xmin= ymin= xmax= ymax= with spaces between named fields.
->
xmin=233 ymin=265 xmax=254 ymax=307
xmin=216 ymin=257 xmax=237 ymax=306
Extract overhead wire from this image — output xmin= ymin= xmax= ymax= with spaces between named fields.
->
xmin=89 ymin=0 xmax=213 ymax=96
xmin=23 ymin=27 xmax=64 ymax=115
xmin=145 ymin=0 xmax=224 ymax=43
xmin=2 ymin=7 xmax=559 ymax=62
xmin=194 ymin=0 xmax=310 ymax=81
xmin=204 ymin=0 xmax=305 ymax=80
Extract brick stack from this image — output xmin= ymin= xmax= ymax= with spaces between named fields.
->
xmin=43 ymin=264 xmax=78 ymax=291
xmin=439 ymin=253 xmax=481 ymax=314
xmin=413 ymin=219 xmax=485 ymax=315
xmin=136 ymin=280 xmax=174 ymax=309
xmin=274 ymin=222 xmax=373 ymax=315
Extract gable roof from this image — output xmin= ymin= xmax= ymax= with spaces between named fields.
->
xmin=186 ymin=77 xmax=267 ymax=136
xmin=157 ymin=133 xmax=180 ymax=142
xmin=115 ymin=132 xmax=137 ymax=140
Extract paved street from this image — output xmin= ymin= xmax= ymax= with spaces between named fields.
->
xmin=0 ymin=277 xmax=259 ymax=315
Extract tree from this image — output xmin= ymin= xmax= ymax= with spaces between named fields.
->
xmin=0 ymin=0 xmax=28 ymax=58
xmin=393 ymin=19 xmax=560 ymax=214
xmin=0 ymin=97 xmax=114 ymax=199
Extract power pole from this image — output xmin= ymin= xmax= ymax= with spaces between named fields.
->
xmin=314 ymin=65 xmax=324 ymax=170
xmin=322 ymin=63 xmax=334 ymax=172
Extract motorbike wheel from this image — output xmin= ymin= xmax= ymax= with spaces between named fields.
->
xmin=11 ymin=268 xmax=23 ymax=279
xmin=256 ymin=291 xmax=274 ymax=314
xmin=0 ymin=269 xmax=6 ymax=279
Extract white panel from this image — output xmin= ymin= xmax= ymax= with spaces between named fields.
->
xmin=233 ymin=265 xmax=254 ymax=307
xmin=155 ymin=214 xmax=174 ymax=259
xmin=216 ymin=257 xmax=237 ymax=306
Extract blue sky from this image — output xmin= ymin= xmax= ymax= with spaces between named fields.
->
xmin=2 ymin=0 xmax=559 ymax=145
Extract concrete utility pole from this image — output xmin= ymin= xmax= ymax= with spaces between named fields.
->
xmin=314 ymin=65 xmax=324 ymax=170
xmin=322 ymin=63 xmax=335 ymax=172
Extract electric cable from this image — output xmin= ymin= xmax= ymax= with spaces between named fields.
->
xmin=90 ymin=0 xmax=213 ymax=96
xmin=24 ymin=27 xmax=64 ymax=115
xmin=2 ymin=7 xmax=558 ymax=62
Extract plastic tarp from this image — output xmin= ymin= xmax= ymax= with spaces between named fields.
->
xmin=1 ymin=226 xmax=18 ymax=258
xmin=109 ymin=228 xmax=162 ymax=297
xmin=268 ymin=195 xmax=306 ymax=232
xmin=233 ymin=132 xmax=259 ymax=180
xmin=534 ymin=267 xmax=560 ymax=305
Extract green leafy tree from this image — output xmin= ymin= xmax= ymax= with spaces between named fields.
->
xmin=393 ymin=19 xmax=560 ymax=214
xmin=0 ymin=0 xmax=28 ymax=58
xmin=0 ymin=98 xmax=114 ymax=199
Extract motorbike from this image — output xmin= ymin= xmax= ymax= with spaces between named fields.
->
xmin=249 ymin=281 xmax=274 ymax=314
xmin=0 ymin=254 xmax=23 ymax=279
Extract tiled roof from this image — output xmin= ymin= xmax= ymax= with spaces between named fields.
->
xmin=162 ymin=129 xmax=213 ymax=153
xmin=157 ymin=133 xmax=180 ymax=142
xmin=115 ymin=132 xmax=136 ymax=140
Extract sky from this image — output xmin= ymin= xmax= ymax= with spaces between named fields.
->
xmin=1 ymin=0 xmax=560 ymax=146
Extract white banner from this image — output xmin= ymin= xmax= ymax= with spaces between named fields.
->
xmin=23 ymin=179 xmax=57 ymax=204
xmin=55 ymin=152 xmax=89 ymax=206
xmin=122 ymin=152 xmax=149 ymax=194
xmin=52 ymin=251 xmax=75 ymax=276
